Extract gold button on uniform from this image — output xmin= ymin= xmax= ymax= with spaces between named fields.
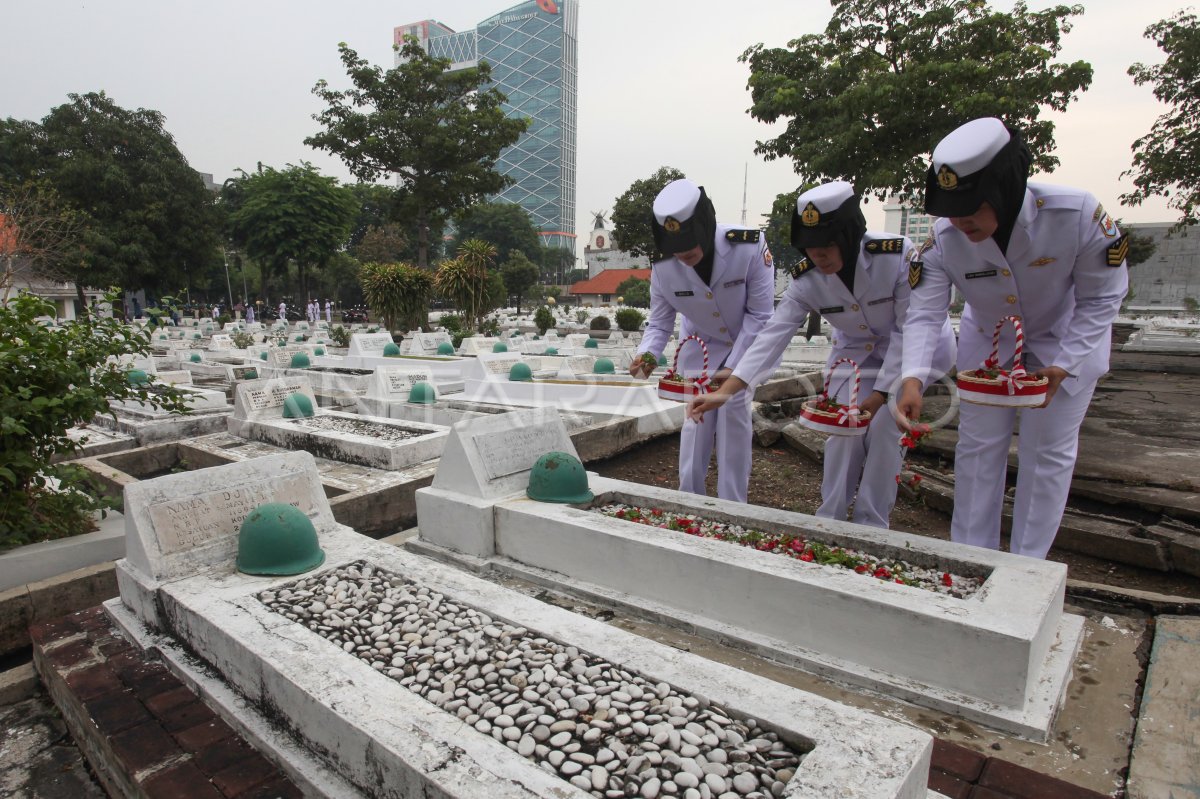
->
xmin=851 ymin=304 xmax=860 ymax=311
xmin=705 ymin=292 xmax=713 ymax=299
xmin=712 ymin=311 xmax=721 ymax=317
xmin=1001 ymin=269 xmax=1011 ymax=277
xmin=1006 ymin=295 xmax=1017 ymax=305
xmin=859 ymin=324 xmax=868 ymax=330
xmin=719 ymin=326 xmax=727 ymax=333
xmin=864 ymin=343 xmax=873 ymax=352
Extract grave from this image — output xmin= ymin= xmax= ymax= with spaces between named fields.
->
xmin=400 ymin=330 xmax=453 ymax=356
xmin=97 ymin=369 xmax=234 ymax=445
xmin=414 ymin=411 xmax=1084 ymax=741
xmin=228 ymin=377 xmax=448 ymax=471
xmin=109 ymin=450 xmax=932 ymax=799
xmin=340 ymin=333 xmax=470 ymax=385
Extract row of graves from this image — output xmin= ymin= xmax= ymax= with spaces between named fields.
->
xmin=46 ymin=404 xmax=1112 ymax=799
xmin=43 ymin=315 xmax=1147 ymax=797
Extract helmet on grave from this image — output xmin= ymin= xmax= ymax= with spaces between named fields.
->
xmin=526 ymin=451 xmax=593 ymax=504
xmin=236 ymin=503 xmax=325 ymax=576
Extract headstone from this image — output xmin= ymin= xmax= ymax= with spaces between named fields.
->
xmin=297 ymin=321 xmax=310 ymax=331
xmin=565 ymin=334 xmax=591 ymax=349
xmin=269 ymin=347 xmax=305 ymax=368
xmin=347 ymin=333 xmax=394 ymax=358
xmin=122 ymin=451 xmax=329 ymax=584
xmin=367 ymin=367 xmax=435 ymax=400
xmin=209 ymin=334 xmax=234 ymax=351
xmin=431 ymin=407 xmax=577 ymax=499
xmin=560 ymin=355 xmax=596 ymax=378
xmin=472 ymin=352 xmax=525 ymax=380
xmin=233 ymin=376 xmax=318 ymax=421
xmin=114 ymin=354 xmax=158 ymax=374
xmin=458 ymin=336 xmax=500 ymax=356
xmin=227 ymin=365 xmax=261 ymax=382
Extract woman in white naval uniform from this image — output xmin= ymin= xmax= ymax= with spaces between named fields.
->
xmin=689 ymin=182 xmax=955 ymax=527
xmin=629 ymin=179 xmax=774 ymax=503
xmin=897 ymin=118 xmax=1129 ymax=559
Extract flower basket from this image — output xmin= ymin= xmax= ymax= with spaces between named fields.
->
xmin=657 ymin=335 xmax=716 ymax=401
xmin=956 ymin=316 xmax=1048 ymax=407
xmin=798 ymin=358 xmax=871 ymax=436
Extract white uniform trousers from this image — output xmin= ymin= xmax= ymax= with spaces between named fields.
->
xmin=951 ymin=378 xmax=1097 ymax=559
xmin=679 ymin=388 xmax=753 ymax=503
xmin=818 ymin=409 xmax=904 ymax=528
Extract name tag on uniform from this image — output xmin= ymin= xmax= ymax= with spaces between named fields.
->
xmin=965 ymin=269 xmax=997 ymax=279
xmin=818 ymin=306 xmax=844 ymax=314
xmin=722 ymin=278 xmax=745 ymax=288
xmin=674 ymin=290 xmax=694 ymax=297
xmin=867 ymin=297 xmax=895 ymax=306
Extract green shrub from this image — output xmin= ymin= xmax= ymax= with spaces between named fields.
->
xmin=534 ymin=306 xmax=555 ymax=335
xmin=575 ymin=309 xmax=589 ymax=324
xmin=328 ymin=325 xmax=350 ymax=348
xmin=589 ymin=315 xmax=611 ymax=331
xmin=0 ymin=291 xmax=189 ymax=547
xmin=615 ymin=308 xmax=645 ymax=332
xmin=479 ymin=316 xmax=501 ymax=337
xmin=439 ymin=314 xmax=463 ymax=332
xmin=231 ymin=330 xmax=255 ymax=349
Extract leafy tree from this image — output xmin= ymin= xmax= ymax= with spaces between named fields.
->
xmin=345 ymin=183 xmax=398 ymax=249
xmin=221 ymin=163 xmax=357 ymax=303
xmin=307 ymin=39 xmax=529 ymax=268
xmin=538 ymin=245 xmax=577 ymax=284
xmin=741 ymin=0 xmax=1093 ymax=202
xmin=1114 ymin=219 xmax=1158 ymax=268
xmin=436 ymin=239 xmax=497 ymax=331
xmin=0 ymin=92 xmax=222 ymax=305
xmin=454 ymin=202 xmax=542 ymax=266
xmin=360 ymin=261 xmax=434 ymax=332
xmin=354 ymin=223 xmax=409 ymax=264
xmin=0 ymin=181 xmax=84 ymax=303
xmin=1123 ymin=11 xmax=1200 ymax=225
xmin=0 ymin=290 xmax=188 ymax=545
xmin=611 ymin=167 xmax=686 ymax=259
xmin=763 ymin=189 xmax=806 ymax=276
xmin=616 ymin=277 xmax=651 ymax=309
xmin=500 ymin=251 xmax=540 ymax=314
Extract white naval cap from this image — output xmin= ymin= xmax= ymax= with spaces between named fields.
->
xmin=795 ymin=180 xmax=855 ymax=224
xmin=653 ymin=179 xmax=702 ymax=226
xmin=925 ymin=117 xmax=1013 ymax=217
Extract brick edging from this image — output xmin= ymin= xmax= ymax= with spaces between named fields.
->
xmin=930 ymin=738 xmax=1110 ymax=799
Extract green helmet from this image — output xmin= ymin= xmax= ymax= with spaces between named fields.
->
xmin=584 ymin=338 xmax=599 ymax=349
xmin=189 ymin=352 xmax=203 ymax=363
xmin=436 ymin=342 xmax=455 ymax=355
xmin=527 ymin=451 xmax=593 ymax=504
xmin=282 ymin=393 xmax=315 ymax=418
xmin=544 ymin=347 xmax=559 ymax=355
xmin=259 ymin=351 xmax=269 ymax=361
xmin=125 ymin=369 xmax=151 ymax=386
xmin=492 ymin=342 xmax=509 ymax=353
xmin=289 ymin=353 xmax=311 ymax=368
xmin=383 ymin=342 xmax=401 ymax=356
xmin=407 ymin=382 xmax=437 ymax=404
xmin=509 ymin=362 xmax=534 ymax=382
xmin=313 ymin=346 xmax=326 ymax=356
xmin=236 ymin=503 xmax=326 ymax=576
xmin=593 ymin=358 xmax=615 ymax=374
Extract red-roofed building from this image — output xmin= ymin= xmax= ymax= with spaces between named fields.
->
xmin=568 ymin=268 xmax=650 ymax=307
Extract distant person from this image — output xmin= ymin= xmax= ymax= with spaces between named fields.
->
xmin=325 ymin=299 xmax=333 ymax=325
xmin=245 ymin=304 xmax=255 ymax=325
xmin=211 ymin=304 xmax=220 ymax=321
xmin=689 ymin=181 xmax=955 ymax=528
xmin=278 ymin=301 xmax=287 ymax=322
xmin=629 ymin=178 xmax=774 ymax=503
xmin=896 ymin=117 xmax=1129 ymax=559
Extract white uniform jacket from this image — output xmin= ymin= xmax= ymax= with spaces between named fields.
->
xmin=735 ymin=233 xmax=940 ymax=395
xmin=638 ymin=224 xmax=775 ymax=376
xmin=902 ymin=183 xmax=1129 ymax=395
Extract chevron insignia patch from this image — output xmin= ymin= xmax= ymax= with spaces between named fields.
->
xmin=1106 ymin=235 xmax=1129 ymax=267
xmin=725 ymin=229 xmax=761 ymax=243
xmin=908 ymin=260 xmax=923 ymax=289
xmin=865 ymin=238 xmax=904 ymax=254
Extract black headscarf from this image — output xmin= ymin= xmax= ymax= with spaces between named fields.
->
xmin=791 ymin=193 xmax=867 ymax=291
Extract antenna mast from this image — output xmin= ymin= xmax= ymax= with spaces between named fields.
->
xmin=741 ymin=163 xmax=748 ymax=226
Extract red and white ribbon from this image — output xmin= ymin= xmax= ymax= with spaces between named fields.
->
xmin=823 ymin=357 xmax=861 ymax=417
xmin=667 ymin=335 xmax=711 ymax=394
xmin=986 ymin=316 xmax=1028 ymax=394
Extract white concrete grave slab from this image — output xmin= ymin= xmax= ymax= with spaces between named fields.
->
xmin=457 ymin=336 xmax=502 ymax=356
xmin=110 ymin=453 xmax=932 ymax=799
xmin=401 ymin=330 xmax=453 ymax=356
xmin=346 ymin=332 xmax=394 ymax=358
xmin=557 ymin=355 xmax=597 ymax=378
xmin=209 ymin=334 xmax=234 ymax=351
xmin=229 ymin=376 xmax=449 ymax=471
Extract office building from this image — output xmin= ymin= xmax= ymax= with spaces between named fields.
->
xmin=395 ymin=1 xmax=579 ymax=251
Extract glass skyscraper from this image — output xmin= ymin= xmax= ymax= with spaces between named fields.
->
xmin=395 ymin=1 xmax=579 ymax=251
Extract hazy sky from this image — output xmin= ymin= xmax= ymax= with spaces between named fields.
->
xmin=3 ymin=0 xmax=1187 ymax=258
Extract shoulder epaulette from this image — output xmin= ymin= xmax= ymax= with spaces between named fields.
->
xmin=788 ymin=258 xmax=815 ymax=280
xmin=864 ymin=237 xmax=905 ymax=255
xmin=724 ymin=229 xmax=761 ymax=243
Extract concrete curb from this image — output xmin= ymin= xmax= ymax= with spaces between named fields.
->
xmin=0 ymin=562 xmax=118 ymax=658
